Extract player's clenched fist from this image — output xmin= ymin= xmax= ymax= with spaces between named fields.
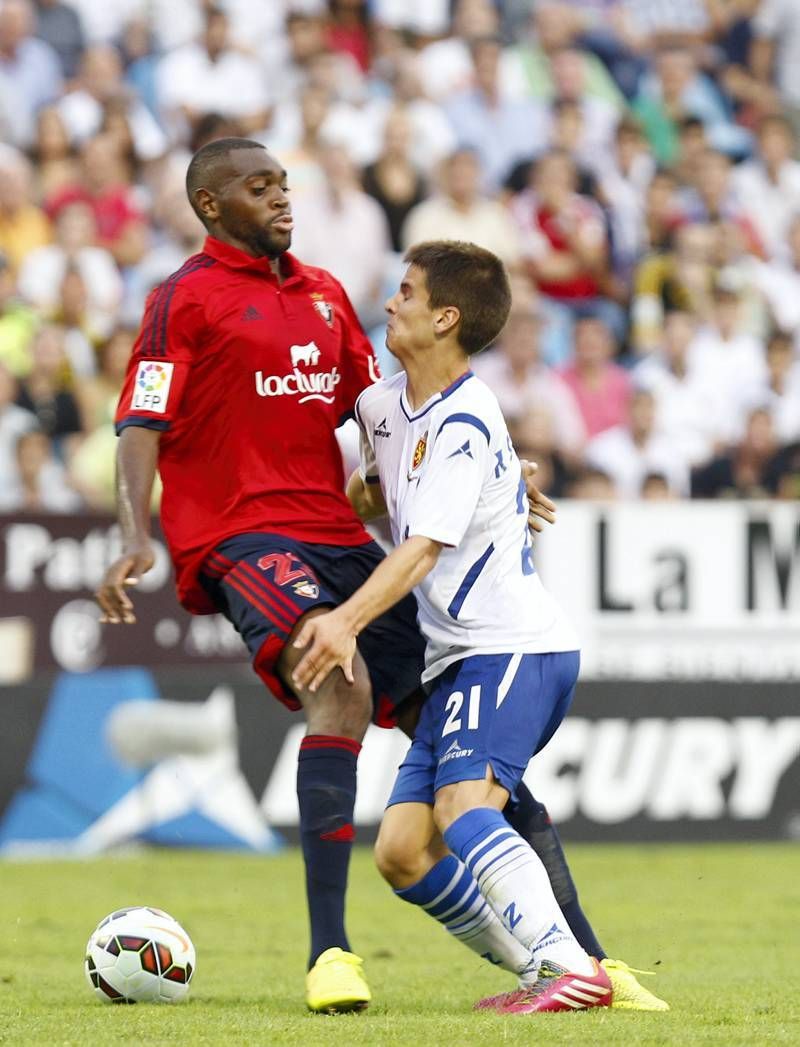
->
xmin=95 ymin=544 xmax=155 ymax=624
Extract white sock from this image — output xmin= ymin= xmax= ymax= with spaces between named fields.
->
xmin=444 ymin=807 xmax=594 ymax=977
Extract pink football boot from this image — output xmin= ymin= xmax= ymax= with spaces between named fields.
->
xmin=475 ymin=959 xmax=612 ymax=1014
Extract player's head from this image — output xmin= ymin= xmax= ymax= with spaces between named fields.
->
xmin=185 ymin=138 xmax=293 ymax=258
xmin=385 ymin=240 xmax=511 ymax=359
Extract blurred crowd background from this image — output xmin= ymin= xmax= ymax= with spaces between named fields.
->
xmin=1 ymin=0 xmax=800 ymax=511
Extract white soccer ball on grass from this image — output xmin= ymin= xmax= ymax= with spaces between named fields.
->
xmin=84 ymin=906 xmax=195 ymax=1003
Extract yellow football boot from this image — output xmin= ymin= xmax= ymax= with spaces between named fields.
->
xmin=601 ymin=958 xmax=670 ymax=1011
xmin=306 ymin=947 xmax=371 ymax=1013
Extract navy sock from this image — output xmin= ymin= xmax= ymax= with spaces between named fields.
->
xmin=297 ymin=734 xmax=360 ymax=969
xmin=504 ymin=783 xmax=606 ymax=960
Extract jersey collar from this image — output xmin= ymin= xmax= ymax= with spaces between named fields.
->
xmin=400 ymin=370 xmax=474 ymax=422
xmin=202 ymin=236 xmax=304 ymax=282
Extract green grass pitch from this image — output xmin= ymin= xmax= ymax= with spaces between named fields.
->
xmin=1 ymin=843 xmax=798 ymax=1045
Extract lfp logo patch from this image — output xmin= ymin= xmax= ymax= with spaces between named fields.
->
xmin=131 ymin=361 xmax=173 ymax=413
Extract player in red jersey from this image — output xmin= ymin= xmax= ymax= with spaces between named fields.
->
xmin=96 ymin=138 xmax=424 ymax=1012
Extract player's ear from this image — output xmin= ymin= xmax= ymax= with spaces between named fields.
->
xmin=435 ymin=306 xmax=460 ymax=338
xmin=194 ymin=187 xmax=219 ymax=224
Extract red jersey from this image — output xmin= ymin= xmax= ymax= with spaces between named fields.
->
xmin=115 ymin=236 xmax=380 ymax=613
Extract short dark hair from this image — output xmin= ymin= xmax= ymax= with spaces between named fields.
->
xmin=404 ymin=240 xmax=512 ymax=355
xmin=757 ymin=112 xmax=794 ymax=139
xmin=185 ymin=137 xmax=265 ymax=226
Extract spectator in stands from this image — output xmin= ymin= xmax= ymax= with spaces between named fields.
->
xmin=634 ymin=309 xmax=724 ymax=466
xmin=510 ymin=149 xmax=620 ymax=363
xmin=687 ymin=275 xmax=768 ymax=443
xmin=119 ymin=18 xmax=160 ymax=120
xmin=0 ymin=149 xmax=51 ymax=273
xmin=746 ymin=330 xmax=800 ymax=445
xmin=18 ymin=200 xmax=122 ymax=345
xmin=15 ymin=324 xmax=83 ymax=446
xmin=750 ymin=0 xmax=800 ymax=136
xmin=765 ymin=439 xmax=800 ymax=500
xmin=74 ymin=323 xmax=133 ymax=431
xmin=547 ymin=46 xmax=621 ymax=155
xmin=402 ymin=148 xmax=521 ymax=269
xmin=123 ymin=176 xmax=203 ymax=320
xmin=372 ymin=0 xmax=449 ymax=37
xmin=680 ymin=149 xmax=763 ymax=257
xmin=691 ymin=405 xmax=780 ymax=498
xmin=156 ymin=6 xmax=270 ymax=140
xmin=52 ymin=263 xmax=99 ymax=378
xmin=372 ymin=49 xmax=457 ymax=175
xmin=46 ymin=132 xmax=149 ymax=268
xmin=631 ymin=221 xmax=717 ymax=356
xmin=624 ymin=0 xmax=710 ymax=49
xmin=57 ymin=44 xmax=168 ymax=163
xmin=633 ymin=46 xmax=752 ymax=164
xmin=0 ymin=358 xmax=37 ymax=498
xmin=417 ymin=0 xmax=503 ymax=102
xmin=291 ymin=143 xmax=390 ymax=327
xmin=28 ymin=106 xmax=78 ymax=200
xmin=4 ymin=427 xmax=81 ymax=511
xmin=327 ymin=0 xmax=370 ymax=74
xmin=0 ymin=253 xmax=37 ymax=377
xmin=672 ymin=115 xmax=708 ymax=188
xmin=32 ymin=0 xmax=84 ymax=78
xmin=559 ymin=315 xmax=631 ymax=438
xmin=362 ymin=106 xmax=427 ymax=254
xmin=594 ymin=117 xmax=656 ymax=279
xmin=0 ymin=0 xmax=62 ymax=146
xmin=586 ymin=386 xmax=689 ymax=497
xmin=511 ymin=4 xmax=627 ymax=108
xmin=444 ymin=34 xmax=548 ymax=193
xmin=567 ymin=465 xmax=617 ymax=500
xmin=640 ymin=472 xmax=675 ymax=500
xmin=472 ymin=305 xmax=586 ymax=465
xmin=731 ymin=115 xmax=800 ymax=261
xmin=279 ymin=8 xmax=363 ymax=108
xmin=752 ymin=215 xmax=800 ymax=348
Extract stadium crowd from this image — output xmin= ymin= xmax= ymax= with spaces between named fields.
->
xmin=1 ymin=0 xmax=800 ymax=509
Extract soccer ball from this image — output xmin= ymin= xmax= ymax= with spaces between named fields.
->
xmin=84 ymin=906 xmax=195 ymax=1003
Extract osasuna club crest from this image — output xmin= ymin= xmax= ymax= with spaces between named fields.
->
xmin=311 ymin=294 xmax=333 ymax=328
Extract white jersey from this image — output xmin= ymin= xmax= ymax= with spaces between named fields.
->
xmin=356 ymin=370 xmax=579 ymax=683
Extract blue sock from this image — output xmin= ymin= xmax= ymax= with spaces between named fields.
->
xmin=297 ymin=734 xmax=360 ymax=969
xmin=505 ymin=785 xmax=606 ymax=960
xmin=396 ymin=855 xmax=529 ymax=973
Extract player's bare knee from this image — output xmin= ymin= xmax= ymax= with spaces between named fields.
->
xmin=305 ymin=675 xmax=371 ymax=740
xmin=374 ymin=831 xmax=425 ymax=889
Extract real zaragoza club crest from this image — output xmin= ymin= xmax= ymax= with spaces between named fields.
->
xmin=412 ymin=432 xmax=428 ymax=470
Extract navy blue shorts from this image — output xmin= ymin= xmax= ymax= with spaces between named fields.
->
xmin=387 ymin=650 xmax=580 ymax=805
xmin=199 ymin=532 xmax=425 ymax=726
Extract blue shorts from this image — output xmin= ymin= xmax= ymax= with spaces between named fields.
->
xmin=387 ymin=650 xmax=580 ymax=805
xmin=199 ymin=532 xmax=425 ymax=726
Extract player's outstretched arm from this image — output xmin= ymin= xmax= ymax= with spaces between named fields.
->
xmin=95 ymin=426 xmax=159 ymax=625
xmin=292 ymin=534 xmax=443 ymax=693
xmin=521 ymin=459 xmax=556 ymax=534
xmin=346 ymin=468 xmax=387 ymax=521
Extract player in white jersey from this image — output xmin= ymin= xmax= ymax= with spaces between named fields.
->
xmin=292 ymin=241 xmax=613 ymax=1014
